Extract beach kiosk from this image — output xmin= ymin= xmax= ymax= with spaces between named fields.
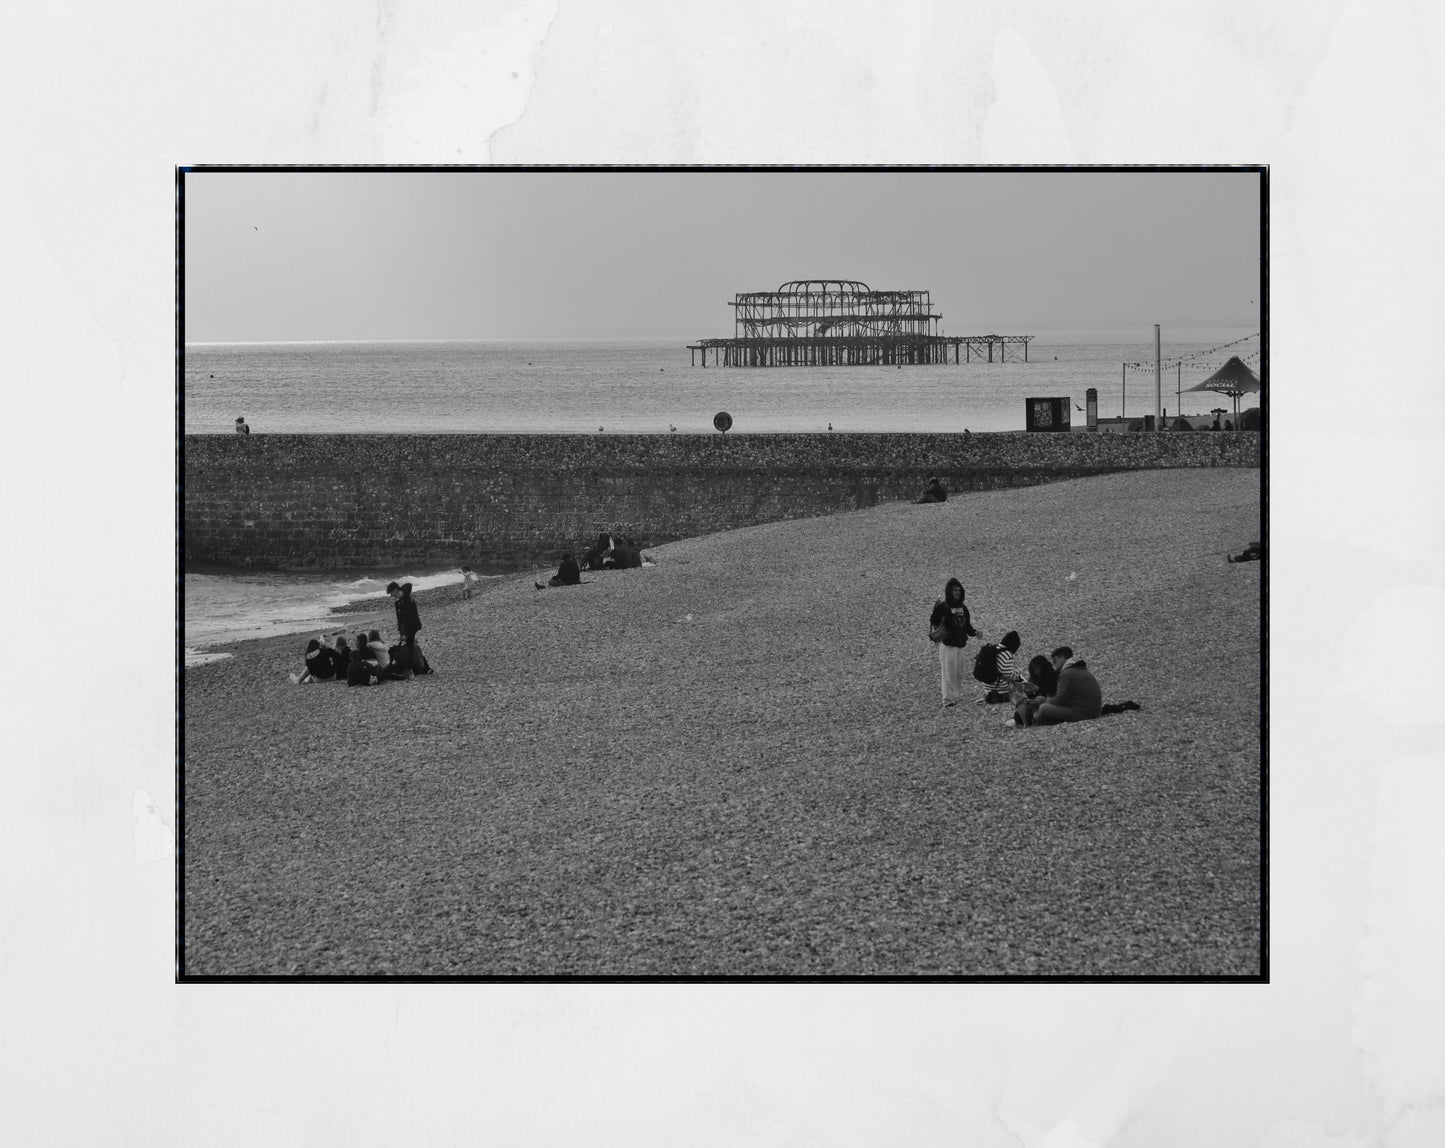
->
xmin=1026 ymin=396 xmax=1071 ymax=432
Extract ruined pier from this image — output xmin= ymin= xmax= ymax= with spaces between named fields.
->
xmin=687 ymin=279 xmax=1032 ymax=367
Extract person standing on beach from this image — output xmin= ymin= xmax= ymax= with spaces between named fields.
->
xmin=387 ymin=581 xmax=430 ymax=673
xmin=928 ymin=577 xmax=978 ymax=707
xmin=461 ymin=565 xmax=479 ymax=599
xmin=234 ymin=416 xmax=250 ymax=435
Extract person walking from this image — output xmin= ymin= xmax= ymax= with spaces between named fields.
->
xmin=928 ymin=577 xmax=979 ymax=707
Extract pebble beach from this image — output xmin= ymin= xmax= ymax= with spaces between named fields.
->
xmin=182 ymin=467 xmax=1262 ymax=977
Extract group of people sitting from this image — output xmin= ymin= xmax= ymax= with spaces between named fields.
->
xmin=535 ymin=532 xmax=653 ymax=589
xmin=979 ymin=633 xmax=1129 ymax=728
xmin=289 ymin=580 xmax=433 ymax=687
xmin=928 ymin=578 xmax=1137 ymax=727
xmin=291 ymin=629 xmax=421 ymax=687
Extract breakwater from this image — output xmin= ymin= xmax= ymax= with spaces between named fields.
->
xmin=183 ymin=432 xmax=1260 ymax=570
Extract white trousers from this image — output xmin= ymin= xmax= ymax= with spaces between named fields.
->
xmin=938 ymin=644 xmax=970 ymax=702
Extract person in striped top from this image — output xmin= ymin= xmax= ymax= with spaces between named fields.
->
xmin=991 ymin=631 xmax=1026 ymax=695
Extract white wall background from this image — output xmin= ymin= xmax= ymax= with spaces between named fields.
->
xmin=2 ymin=1 xmax=1441 ymax=1144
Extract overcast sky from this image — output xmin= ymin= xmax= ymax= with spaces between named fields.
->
xmin=183 ymin=170 xmax=1261 ymax=342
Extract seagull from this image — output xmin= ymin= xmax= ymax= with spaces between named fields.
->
xmin=1075 ymin=404 xmax=1084 ymax=412
xmin=252 ymin=226 xmax=259 ymax=230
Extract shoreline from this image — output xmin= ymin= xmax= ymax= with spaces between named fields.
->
xmin=183 ymin=469 xmax=1263 ymax=976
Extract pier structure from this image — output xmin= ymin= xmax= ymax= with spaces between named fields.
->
xmin=687 ymin=279 xmax=1032 ymax=367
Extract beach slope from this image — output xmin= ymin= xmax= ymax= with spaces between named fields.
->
xmin=183 ymin=468 xmax=1262 ymax=977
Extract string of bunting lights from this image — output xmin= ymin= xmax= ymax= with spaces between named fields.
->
xmin=1122 ymin=331 xmax=1261 ymax=373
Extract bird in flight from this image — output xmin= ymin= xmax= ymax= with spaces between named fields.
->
xmin=253 ymin=226 xmax=259 ymax=231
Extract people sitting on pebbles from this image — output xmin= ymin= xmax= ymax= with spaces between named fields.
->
xmin=288 ymin=588 xmax=432 ymax=685
xmin=1010 ymin=647 xmax=1101 ymax=726
xmin=976 ymin=630 xmax=1026 ymax=703
xmin=578 ymin=531 xmax=655 ymax=572
xmin=536 ymin=552 xmax=581 ymax=590
xmin=916 ymin=476 xmax=948 ymax=503
xmin=1004 ymin=646 xmax=1140 ymax=727
xmin=291 ymin=637 xmax=342 ymax=684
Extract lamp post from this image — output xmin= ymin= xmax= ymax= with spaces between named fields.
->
xmin=1154 ymin=324 xmax=1162 ymax=432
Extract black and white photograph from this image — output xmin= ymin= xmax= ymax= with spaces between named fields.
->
xmin=181 ymin=167 xmax=1264 ymax=979
xmin=9 ymin=0 xmax=1443 ymax=1142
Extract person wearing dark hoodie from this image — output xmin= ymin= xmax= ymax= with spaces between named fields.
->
xmin=928 ymin=577 xmax=979 ymax=706
xmin=916 ymin=476 xmax=948 ymax=504
xmin=536 ymin=552 xmax=582 ymax=589
xmin=291 ymin=638 xmax=337 ymax=684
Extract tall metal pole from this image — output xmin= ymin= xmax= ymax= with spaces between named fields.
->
xmin=1155 ymin=324 xmax=1162 ymax=431
xmin=1121 ymin=362 xmax=1126 ymax=419
xmin=1176 ymin=361 xmax=1181 ymax=425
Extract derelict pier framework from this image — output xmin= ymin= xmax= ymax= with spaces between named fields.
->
xmin=687 ymin=279 xmax=1032 ymax=367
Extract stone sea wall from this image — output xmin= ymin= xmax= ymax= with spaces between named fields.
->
xmin=183 ymin=432 xmax=1261 ymax=570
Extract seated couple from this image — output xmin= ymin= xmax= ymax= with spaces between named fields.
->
xmin=292 ymin=630 xmax=417 ymax=686
xmin=1009 ymin=646 xmax=1105 ymax=727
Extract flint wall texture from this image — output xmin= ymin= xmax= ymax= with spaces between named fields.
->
xmin=183 ymin=432 xmax=1261 ymax=570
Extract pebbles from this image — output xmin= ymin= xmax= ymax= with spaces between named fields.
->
xmin=184 ymin=468 xmax=1261 ymax=976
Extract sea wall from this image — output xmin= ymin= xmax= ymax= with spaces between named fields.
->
xmin=183 ymin=432 xmax=1261 ymax=570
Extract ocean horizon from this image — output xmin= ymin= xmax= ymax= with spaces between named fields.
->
xmin=184 ymin=326 xmax=1259 ymax=437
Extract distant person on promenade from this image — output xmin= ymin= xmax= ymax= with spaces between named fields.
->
xmin=1224 ymin=419 xmax=1234 ymax=431
xmin=916 ymin=477 xmax=948 ymax=504
xmin=536 ymin=552 xmax=581 ymax=589
xmin=928 ymin=577 xmax=979 ymax=707
xmin=461 ymin=565 xmax=479 ymax=599
xmin=234 ymin=416 xmax=250 ymax=435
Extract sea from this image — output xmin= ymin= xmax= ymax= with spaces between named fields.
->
xmin=183 ymin=324 xmax=1259 ymax=665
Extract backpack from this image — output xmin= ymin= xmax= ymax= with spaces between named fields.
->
xmin=972 ymin=643 xmax=1000 ymax=683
